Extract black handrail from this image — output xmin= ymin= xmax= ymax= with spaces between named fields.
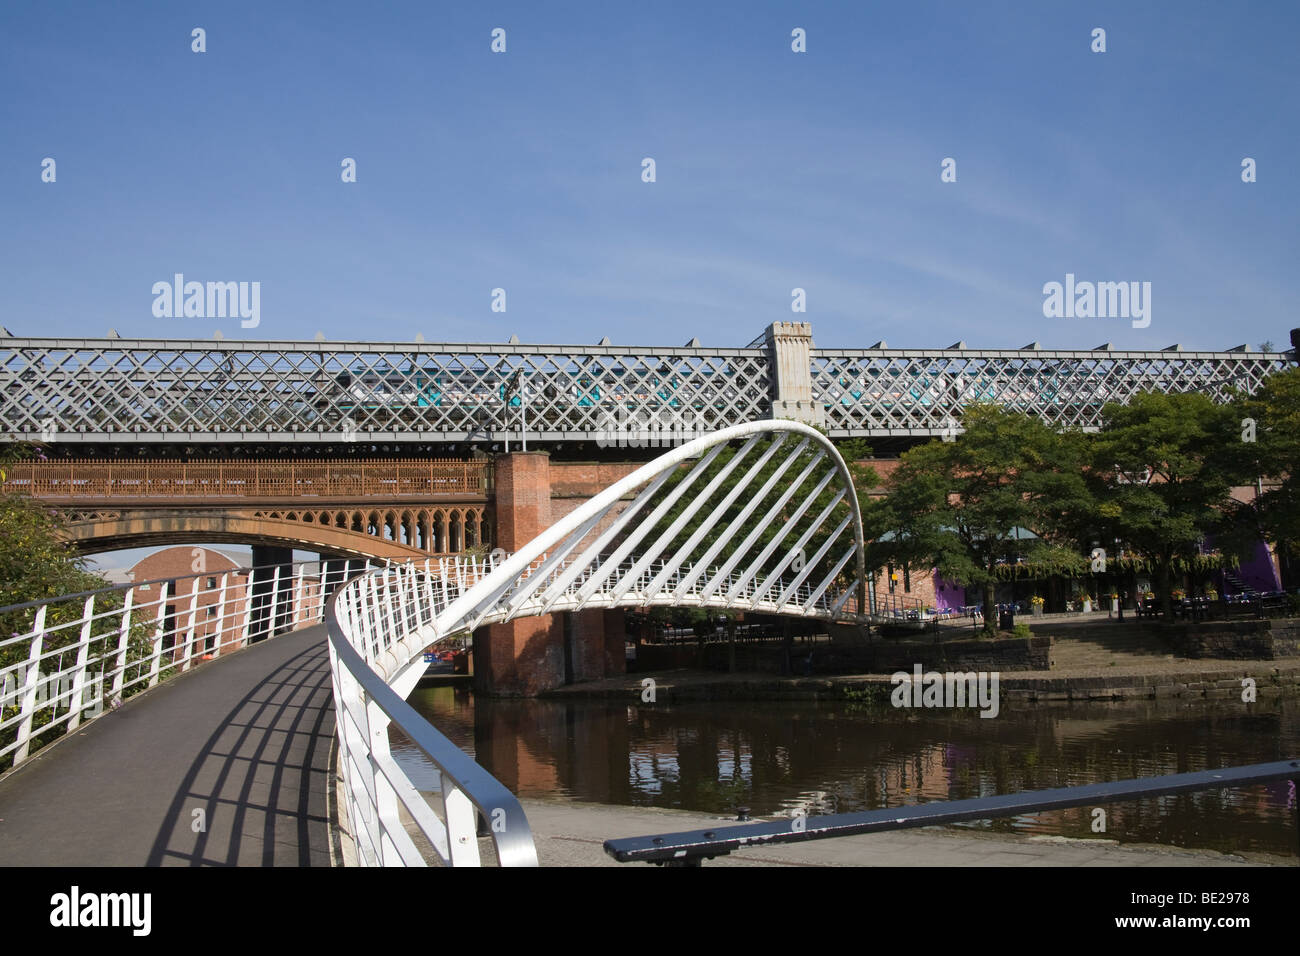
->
xmin=604 ymin=759 xmax=1300 ymax=866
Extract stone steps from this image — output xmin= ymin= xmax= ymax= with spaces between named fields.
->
xmin=1032 ymin=622 xmax=1178 ymax=670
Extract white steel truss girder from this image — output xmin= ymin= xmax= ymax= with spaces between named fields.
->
xmin=674 ymin=437 xmax=812 ymax=600
xmin=412 ymin=421 xmax=865 ymax=650
xmin=2 ymin=337 xmax=1283 ymax=443
xmin=610 ymin=434 xmax=766 ymax=604
xmin=724 ymin=466 xmax=838 ymax=605
xmin=643 ymin=432 xmax=791 ymax=603
xmin=750 ymin=490 xmax=848 ymax=609
xmin=697 ymin=447 xmax=825 ymax=603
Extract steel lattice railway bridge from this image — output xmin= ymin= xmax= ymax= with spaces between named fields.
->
xmin=1 ymin=323 xmax=1290 ymax=450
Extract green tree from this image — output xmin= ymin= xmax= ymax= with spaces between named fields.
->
xmin=0 ymin=444 xmax=112 ymax=620
xmin=875 ymin=405 xmax=1089 ymax=633
xmin=0 ymin=445 xmax=175 ymax=773
xmin=1088 ymin=392 xmax=1249 ymax=620
xmin=1237 ymin=366 xmax=1300 ymax=558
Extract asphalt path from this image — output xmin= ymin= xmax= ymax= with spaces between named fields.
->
xmin=0 ymin=625 xmax=335 ymax=866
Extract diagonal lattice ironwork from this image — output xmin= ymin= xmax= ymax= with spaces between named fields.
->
xmin=0 ymin=336 xmax=1288 ymax=443
xmin=811 ymin=348 xmax=1288 ymax=438
xmin=0 ymin=339 xmax=772 ymax=443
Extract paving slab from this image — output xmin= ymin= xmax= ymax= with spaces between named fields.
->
xmin=513 ymin=798 xmax=1289 ymax=868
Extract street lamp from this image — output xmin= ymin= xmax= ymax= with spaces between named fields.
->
xmin=512 ymin=369 xmax=528 ymax=452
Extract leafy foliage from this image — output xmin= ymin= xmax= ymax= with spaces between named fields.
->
xmin=1238 ymin=366 xmax=1300 ymax=553
xmin=1087 ymin=391 xmax=1251 ymax=619
xmin=0 ymin=444 xmax=114 ymax=644
xmin=872 ymin=404 xmax=1090 ymax=633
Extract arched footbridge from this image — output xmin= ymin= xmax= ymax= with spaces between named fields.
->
xmin=1 ymin=421 xmax=899 ymax=866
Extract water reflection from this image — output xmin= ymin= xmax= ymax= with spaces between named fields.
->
xmin=393 ymin=687 xmax=1299 ymax=857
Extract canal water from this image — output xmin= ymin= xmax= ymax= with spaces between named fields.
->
xmin=395 ymin=688 xmax=1299 ymax=858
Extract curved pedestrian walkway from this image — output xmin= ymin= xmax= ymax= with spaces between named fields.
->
xmin=0 ymin=625 xmax=336 ymax=866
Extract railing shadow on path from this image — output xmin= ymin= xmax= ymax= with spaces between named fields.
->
xmin=145 ymin=639 xmax=335 ymax=866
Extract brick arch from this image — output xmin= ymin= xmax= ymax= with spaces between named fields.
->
xmin=58 ymin=508 xmax=428 ymax=559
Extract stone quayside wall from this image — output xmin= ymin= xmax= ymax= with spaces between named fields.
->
xmin=636 ymin=634 xmax=1051 ymax=674
xmin=547 ymin=664 xmax=1300 ymax=706
xmin=596 ymin=619 xmax=1300 ymax=707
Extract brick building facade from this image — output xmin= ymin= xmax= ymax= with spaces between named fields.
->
xmin=125 ymin=547 xmax=321 ymax=661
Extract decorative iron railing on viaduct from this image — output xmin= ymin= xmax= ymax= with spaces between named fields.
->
xmin=0 ymin=458 xmax=490 ymax=499
xmin=1 ymin=324 xmax=1289 ymax=445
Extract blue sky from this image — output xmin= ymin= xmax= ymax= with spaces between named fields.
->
xmin=2 ymin=0 xmax=1296 ymax=352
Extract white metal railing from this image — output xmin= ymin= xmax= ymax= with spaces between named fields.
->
xmin=0 ymin=557 xmax=381 ymax=773
xmin=325 ymin=555 xmax=538 ymax=867
xmin=0 ymin=534 xmax=884 ymax=864
xmin=0 ymin=549 xmax=535 ymax=867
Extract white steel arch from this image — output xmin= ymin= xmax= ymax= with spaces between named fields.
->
xmin=325 ymin=420 xmax=908 ymax=866
xmin=332 ymin=420 xmax=871 ymax=702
